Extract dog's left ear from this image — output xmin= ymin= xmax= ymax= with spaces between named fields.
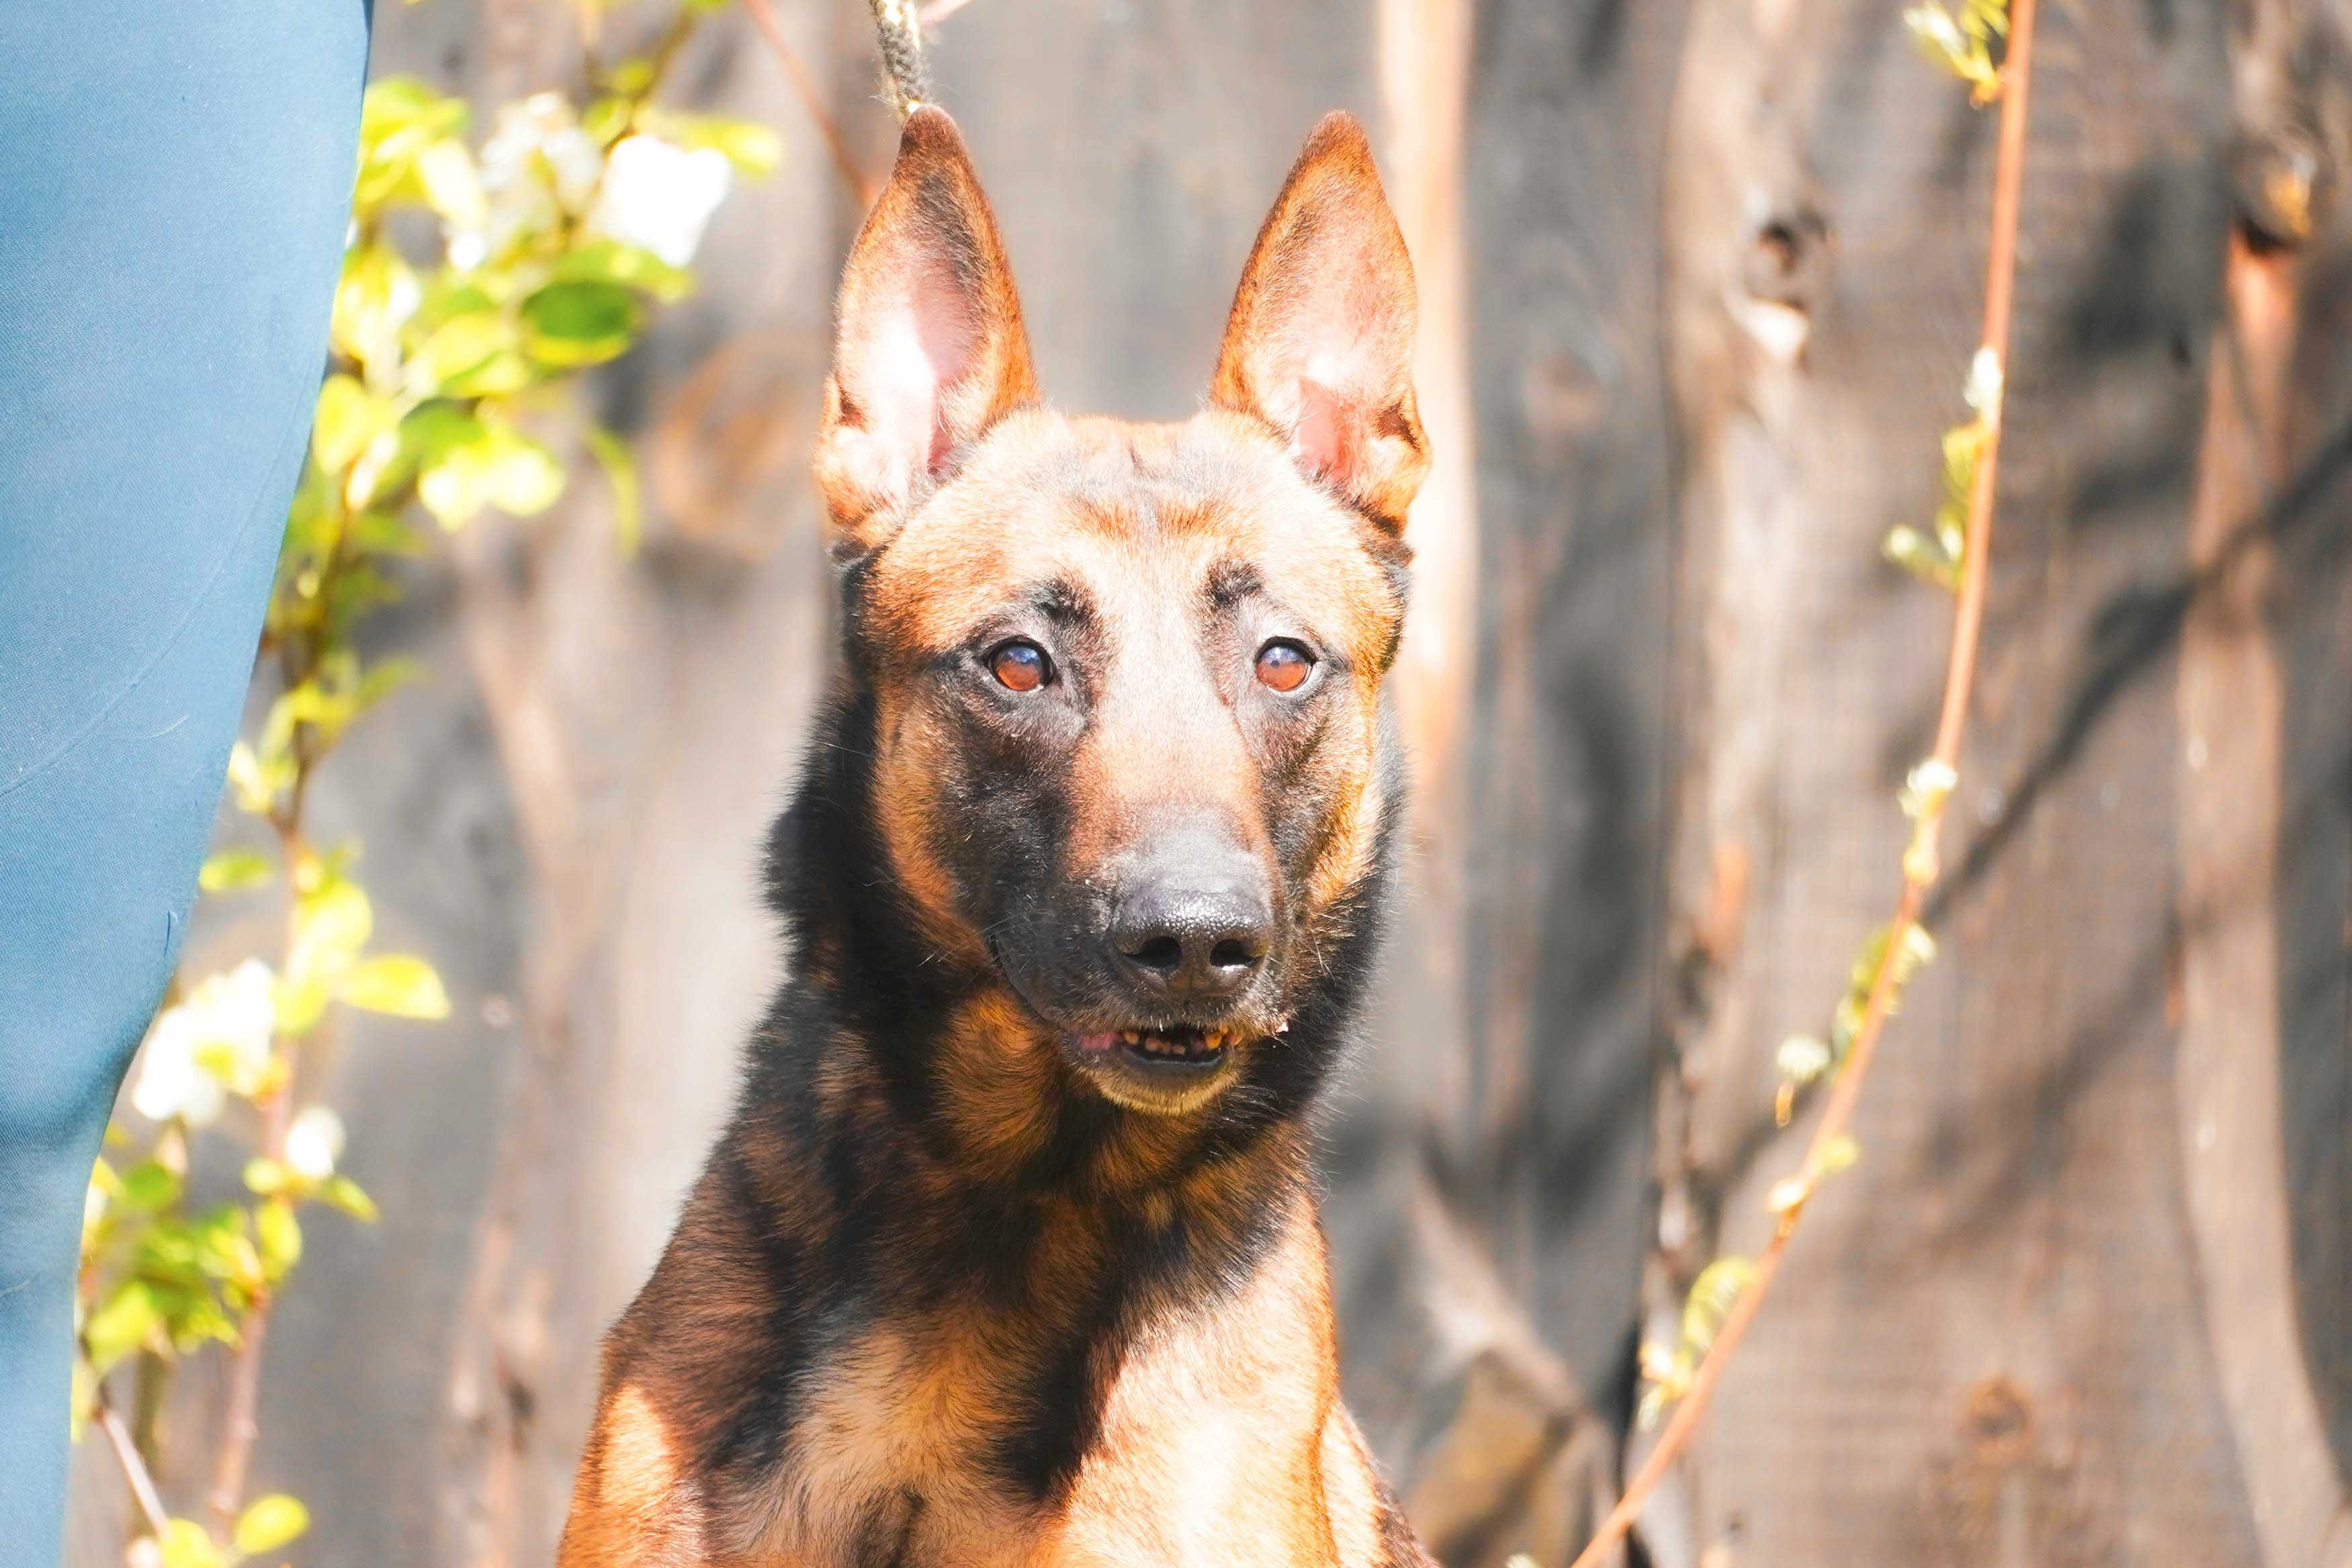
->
xmin=1211 ymin=112 xmax=1427 ymax=533
xmin=816 ymin=107 xmax=1037 ymax=554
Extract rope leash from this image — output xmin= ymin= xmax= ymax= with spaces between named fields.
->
xmin=867 ymin=0 xmax=932 ymax=121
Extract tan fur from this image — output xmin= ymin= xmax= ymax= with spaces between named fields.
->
xmin=565 ymin=1195 xmax=1411 ymax=1567
xmin=562 ymin=1386 xmax=713 ymax=1567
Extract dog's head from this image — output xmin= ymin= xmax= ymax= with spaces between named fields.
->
xmin=812 ymin=108 xmax=1422 ymax=1120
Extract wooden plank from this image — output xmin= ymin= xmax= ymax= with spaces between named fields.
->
xmin=1450 ymin=0 xmax=1686 ymax=1407
xmin=1647 ymin=0 xmax=2299 ymax=1561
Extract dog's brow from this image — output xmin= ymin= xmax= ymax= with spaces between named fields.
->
xmin=1030 ymin=576 xmax=1098 ymax=628
xmin=1204 ymin=560 xmax=1262 ymax=611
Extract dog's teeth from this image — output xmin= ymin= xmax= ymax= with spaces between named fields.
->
xmin=1121 ymin=1030 xmax=1141 ymax=1045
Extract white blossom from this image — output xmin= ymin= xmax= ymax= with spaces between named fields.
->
xmin=588 ymin=134 xmax=733 ymax=268
xmin=462 ymin=93 xmax=606 ymax=266
xmin=130 ymin=959 xmax=275 ymax=1126
xmin=284 ymin=1105 xmax=347 ymax=1184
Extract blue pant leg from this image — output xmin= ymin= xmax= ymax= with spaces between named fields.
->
xmin=0 ymin=4 xmax=367 ymax=1559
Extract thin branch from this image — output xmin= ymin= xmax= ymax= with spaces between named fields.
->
xmin=206 ymin=801 xmax=310 ymax=1536
xmin=737 ymin=0 xmax=882 ymax=208
xmin=96 ymin=1394 xmax=171 ymax=1542
xmin=1569 ymin=1 xmax=2040 ymax=1563
xmin=639 ymin=3 xmax=702 ymax=98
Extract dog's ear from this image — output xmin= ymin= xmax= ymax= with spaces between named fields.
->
xmin=1211 ymin=112 xmax=1427 ymax=533
xmin=815 ymin=107 xmax=1037 ymax=553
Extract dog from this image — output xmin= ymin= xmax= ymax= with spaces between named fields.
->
xmin=558 ymin=105 xmax=1434 ymax=1567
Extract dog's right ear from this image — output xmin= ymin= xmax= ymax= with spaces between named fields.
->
xmin=814 ymin=107 xmax=1037 ymax=554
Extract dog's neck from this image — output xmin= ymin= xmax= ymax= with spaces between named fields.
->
xmin=721 ymin=947 xmax=1332 ymax=1536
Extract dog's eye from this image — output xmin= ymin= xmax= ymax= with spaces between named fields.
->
xmin=988 ymin=639 xmax=1052 ymax=693
xmin=1254 ymin=640 xmax=1315 ymax=693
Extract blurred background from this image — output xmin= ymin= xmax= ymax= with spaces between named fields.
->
xmin=61 ymin=0 xmax=2352 ymax=1564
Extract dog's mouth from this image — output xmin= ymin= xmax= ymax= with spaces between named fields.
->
xmin=987 ymin=941 xmax=1267 ymax=1115
xmin=1062 ymin=1022 xmax=1249 ymax=1115
xmin=1073 ymin=1025 xmax=1239 ymax=1072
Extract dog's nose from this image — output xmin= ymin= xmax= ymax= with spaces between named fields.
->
xmin=1110 ymin=844 xmax=1272 ymax=1005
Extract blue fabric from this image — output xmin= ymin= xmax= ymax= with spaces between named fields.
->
xmin=0 ymin=4 xmax=366 ymax=1559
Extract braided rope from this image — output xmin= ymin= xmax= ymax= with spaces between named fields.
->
xmin=867 ymin=0 xmax=932 ymax=120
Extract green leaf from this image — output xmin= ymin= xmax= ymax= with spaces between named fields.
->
xmin=554 ymin=239 xmax=694 ymax=304
xmin=116 ymin=1160 xmax=183 ymax=1216
xmin=415 ymin=137 xmax=486 ymax=228
xmin=480 ymin=435 xmax=562 ymax=515
xmin=263 ymin=674 xmax=363 ymax=761
xmin=441 ymin=348 xmax=536 ymax=399
xmin=582 ymin=95 xmax=635 ymax=148
xmin=320 ymin=1175 xmax=382 ymax=1223
xmin=398 ymin=400 xmax=485 ymax=473
xmin=645 ymin=110 xmax=783 ymax=177
xmin=416 ymin=278 xmax=505 ymax=327
xmin=412 ymin=311 xmax=524 ymax=396
xmin=585 ymin=425 xmax=643 ymax=555
xmin=1883 ymin=523 xmax=1962 ymax=591
xmin=198 ymin=848 xmax=275 ymax=895
xmin=1903 ymin=0 xmax=2007 ymax=100
xmin=300 ymin=873 xmax=374 ymax=954
xmin=157 ymin=1517 xmax=225 ymax=1568
xmin=226 ymin=739 xmax=294 ymax=816
xmin=417 ymin=421 xmax=566 ymax=528
xmin=711 ymin=121 xmax=783 ymax=177
xmin=357 ymin=656 xmax=428 ymax=709
xmin=69 ymin=1354 xmax=94 ymax=1442
xmin=1681 ymin=1256 xmax=1757 ymax=1360
xmin=332 ymin=245 xmax=422 ymax=384
xmin=83 ymin=1279 xmax=161 ymax=1376
xmin=185 ymin=1206 xmax=265 ymax=1295
xmin=356 ymin=79 xmax=473 ymax=217
xmin=349 ymin=509 xmax=425 ymax=557
xmin=234 ymin=1494 xmax=312 ymax=1556
xmin=339 ymin=954 xmax=451 ymax=1020
xmin=521 ymin=280 xmax=642 ymax=367
xmin=256 ymin=1198 xmax=303 ymax=1284
xmin=279 ymin=877 xmax=374 ymax=1035
xmin=359 ymin=78 xmax=469 ymax=149
xmin=313 ymin=374 xmax=395 ymax=475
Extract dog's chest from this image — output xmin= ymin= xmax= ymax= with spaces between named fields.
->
xmin=736 ymin=1258 xmax=1346 ymax=1565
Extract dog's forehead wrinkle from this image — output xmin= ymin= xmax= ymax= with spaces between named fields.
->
xmin=871 ymin=402 xmax=1399 ymax=674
